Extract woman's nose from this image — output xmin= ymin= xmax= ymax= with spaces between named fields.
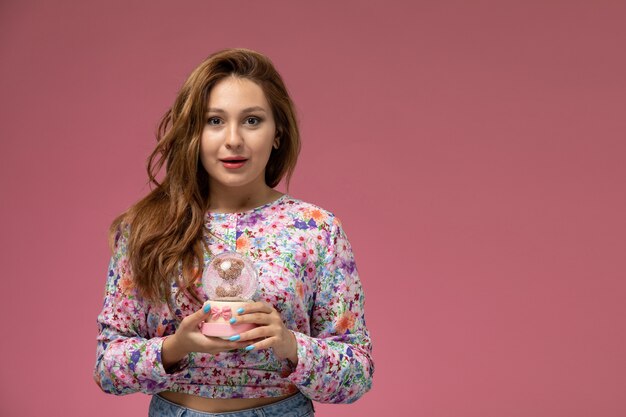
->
xmin=225 ymin=124 xmax=243 ymax=149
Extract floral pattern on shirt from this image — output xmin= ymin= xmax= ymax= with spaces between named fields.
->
xmin=94 ymin=195 xmax=374 ymax=403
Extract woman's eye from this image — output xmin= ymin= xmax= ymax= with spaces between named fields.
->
xmin=207 ymin=117 xmax=222 ymax=125
xmin=245 ymin=117 xmax=261 ymax=125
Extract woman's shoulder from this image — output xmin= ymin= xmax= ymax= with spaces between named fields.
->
xmin=108 ymin=214 xmax=133 ymax=253
xmin=279 ymin=194 xmax=343 ymax=230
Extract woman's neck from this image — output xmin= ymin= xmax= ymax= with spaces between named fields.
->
xmin=207 ymin=185 xmax=283 ymax=214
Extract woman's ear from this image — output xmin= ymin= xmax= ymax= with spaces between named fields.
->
xmin=274 ymin=126 xmax=283 ymax=149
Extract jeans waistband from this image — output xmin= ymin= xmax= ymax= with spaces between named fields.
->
xmin=149 ymin=391 xmax=314 ymax=417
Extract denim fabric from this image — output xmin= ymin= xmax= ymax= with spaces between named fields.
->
xmin=148 ymin=392 xmax=314 ymax=417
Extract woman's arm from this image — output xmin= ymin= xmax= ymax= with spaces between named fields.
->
xmin=286 ymin=217 xmax=375 ymax=403
xmin=94 ymin=224 xmax=251 ymax=394
xmin=93 ymin=225 xmax=187 ymax=395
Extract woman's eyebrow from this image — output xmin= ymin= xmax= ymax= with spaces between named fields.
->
xmin=206 ymin=106 xmax=267 ymax=114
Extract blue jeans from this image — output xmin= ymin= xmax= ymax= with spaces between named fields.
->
xmin=148 ymin=392 xmax=314 ymax=417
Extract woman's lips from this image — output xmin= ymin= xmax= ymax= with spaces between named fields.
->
xmin=220 ymin=159 xmax=247 ymax=169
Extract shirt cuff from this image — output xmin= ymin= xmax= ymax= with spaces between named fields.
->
xmin=285 ymin=331 xmax=317 ymax=385
xmin=144 ymin=336 xmax=190 ymax=381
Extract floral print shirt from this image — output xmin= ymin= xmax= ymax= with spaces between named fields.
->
xmin=94 ymin=195 xmax=374 ymax=403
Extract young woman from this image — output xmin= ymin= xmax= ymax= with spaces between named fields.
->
xmin=94 ymin=48 xmax=374 ymax=417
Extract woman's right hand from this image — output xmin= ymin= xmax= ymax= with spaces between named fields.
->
xmin=161 ymin=302 xmax=250 ymax=371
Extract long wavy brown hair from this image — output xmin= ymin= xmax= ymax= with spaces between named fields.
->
xmin=109 ymin=48 xmax=300 ymax=304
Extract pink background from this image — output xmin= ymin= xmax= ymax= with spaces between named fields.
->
xmin=1 ymin=1 xmax=625 ymax=416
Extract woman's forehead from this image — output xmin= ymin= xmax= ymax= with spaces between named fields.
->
xmin=206 ymin=76 xmax=270 ymax=113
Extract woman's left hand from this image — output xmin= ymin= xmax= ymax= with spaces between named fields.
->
xmin=231 ymin=301 xmax=298 ymax=365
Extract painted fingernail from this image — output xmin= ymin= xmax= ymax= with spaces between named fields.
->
xmin=245 ymin=345 xmax=255 ymax=351
xmin=229 ymin=317 xmax=237 ymax=324
xmin=228 ymin=334 xmax=240 ymax=341
xmin=237 ymin=307 xmax=245 ymax=314
xmin=203 ymin=303 xmax=211 ymax=313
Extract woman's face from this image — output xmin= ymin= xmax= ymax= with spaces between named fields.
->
xmin=200 ymin=76 xmax=278 ymax=194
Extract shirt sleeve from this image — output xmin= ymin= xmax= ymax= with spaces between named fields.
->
xmin=93 ymin=224 xmax=189 ymax=395
xmin=286 ymin=217 xmax=374 ymax=403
